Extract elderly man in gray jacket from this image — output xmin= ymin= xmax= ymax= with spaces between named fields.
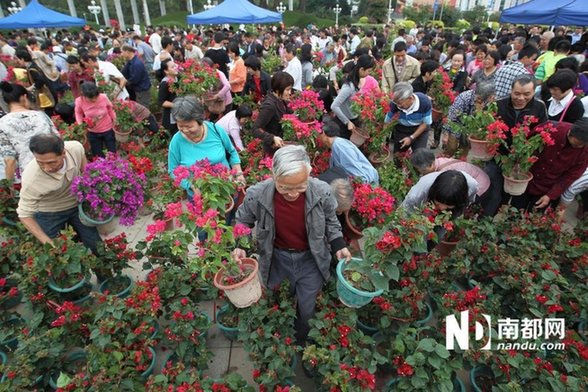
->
xmin=233 ymin=145 xmax=352 ymax=343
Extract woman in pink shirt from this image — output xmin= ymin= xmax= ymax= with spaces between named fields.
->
xmin=74 ymin=82 xmax=117 ymax=157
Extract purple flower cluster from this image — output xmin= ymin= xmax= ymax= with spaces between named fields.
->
xmin=71 ymin=154 xmax=146 ymax=226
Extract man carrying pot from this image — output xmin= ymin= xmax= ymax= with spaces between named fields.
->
xmin=385 ymin=82 xmax=432 ymax=154
xmin=232 ymin=145 xmax=352 ymax=343
xmin=484 ymin=74 xmax=548 ymax=216
xmin=16 ymin=133 xmax=102 ymax=252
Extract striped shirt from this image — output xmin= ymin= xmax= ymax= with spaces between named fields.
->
xmin=561 ymin=168 xmax=588 ymax=204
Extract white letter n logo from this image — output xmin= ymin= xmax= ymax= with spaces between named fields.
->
xmin=446 ymin=310 xmax=470 ymax=350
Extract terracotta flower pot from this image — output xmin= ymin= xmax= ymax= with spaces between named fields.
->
xmin=343 ymin=210 xmax=363 ymax=240
xmin=213 ymin=257 xmax=262 ymax=308
xmin=467 ymin=136 xmax=495 ymax=162
xmin=503 ymin=172 xmax=533 ymax=196
xmin=435 ymin=240 xmax=459 ymax=258
xmin=350 ymin=127 xmax=369 ymax=147
xmin=368 ymin=147 xmax=391 ymax=167
xmin=432 ymin=108 xmax=443 ymax=122
xmin=114 ymin=125 xmax=132 ymax=143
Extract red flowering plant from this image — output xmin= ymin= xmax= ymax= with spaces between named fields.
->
xmin=0 ymin=327 xmax=66 ymax=390
xmin=58 ymin=343 xmax=156 ymax=391
xmin=145 ymin=364 xmax=256 ymax=391
xmin=428 ymin=67 xmax=457 ymax=115
xmin=162 ymin=297 xmax=211 ymax=369
xmin=169 ymin=59 xmax=220 ymax=98
xmin=47 ymin=300 xmax=93 ymax=347
xmin=348 ymin=182 xmax=395 ymax=231
xmin=495 ymin=116 xmax=556 ymax=180
xmin=239 ymin=139 xmax=273 ymax=184
xmin=378 ymin=325 xmax=463 ymax=391
xmin=89 ymin=281 xmax=160 ymax=351
xmin=453 ymin=103 xmax=502 ymax=141
xmin=288 ymin=89 xmax=325 ymax=122
xmin=113 ymin=100 xmax=148 ymax=137
xmin=172 ymin=158 xmax=239 ymax=212
xmin=94 ymin=232 xmax=137 ymax=292
xmin=30 ymin=227 xmax=98 ymax=290
xmin=237 ymin=281 xmax=301 ymax=392
xmin=52 ymin=115 xmax=88 ymax=145
xmin=302 ymin=294 xmax=385 ymax=392
xmin=350 ymin=89 xmax=394 ymax=155
xmin=356 ymin=208 xmax=436 ymax=291
xmin=464 ymin=346 xmax=587 ymax=391
xmin=280 ymin=113 xmax=323 ymax=151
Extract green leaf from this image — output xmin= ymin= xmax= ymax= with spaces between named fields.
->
xmin=56 ymin=372 xmax=72 ymax=388
xmin=428 ymin=355 xmax=442 ymax=369
xmin=112 ymin=351 xmax=124 ymax=361
xmin=434 ymin=344 xmax=450 ymax=359
xmin=417 ymin=338 xmax=436 ymax=352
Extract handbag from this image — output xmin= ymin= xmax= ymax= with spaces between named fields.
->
xmin=27 ymin=68 xmax=56 ymax=109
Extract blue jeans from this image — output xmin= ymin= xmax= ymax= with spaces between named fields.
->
xmin=34 ymin=206 xmax=102 ymax=253
xmin=268 ymin=249 xmax=324 ymax=343
xmin=88 ymin=130 xmax=116 ymax=157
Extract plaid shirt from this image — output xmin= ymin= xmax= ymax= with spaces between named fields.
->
xmin=443 ymin=90 xmax=476 ymax=136
xmin=494 ymin=62 xmax=531 ymax=100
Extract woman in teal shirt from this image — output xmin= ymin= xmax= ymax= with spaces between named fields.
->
xmin=168 ymin=96 xmax=245 ymax=194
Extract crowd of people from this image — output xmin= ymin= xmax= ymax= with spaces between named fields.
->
xmin=1 ymin=21 xmax=588 ymax=343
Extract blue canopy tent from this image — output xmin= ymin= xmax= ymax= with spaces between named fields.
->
xmin=0 ymin=0 xmax=86 ymax=29
xmin=500 ymin=0 xmax=588 ymax=26
xmin=187 ymin=0 xmax=282 ymax=25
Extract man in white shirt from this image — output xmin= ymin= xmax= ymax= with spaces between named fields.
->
xmin=0 ymin=37 xmax=15 ymax=58
xmin=283 ymin=44 xmax=302 ymax=91
xmin=81 ymin=54 xmax=129 ymax=101
xmin=348 ymin=28 xmax=361 ymax=55
xmin=184 ymin=39 xmax=204 ymax=61
xmin=149 ymin=27 xmax=163 ymax=54
xmin=316 ymin=29 xmax=332 ymax=51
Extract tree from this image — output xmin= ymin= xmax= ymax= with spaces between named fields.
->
xmin=357 ymin=0 xmax=388 ymax=23
xmin=461 ymin=5 xmax=488 ymax=26
xmin=402 ymin=5 xmax=432 ymax=25
xmin=439 ymin=5 xmax=461 ymax=28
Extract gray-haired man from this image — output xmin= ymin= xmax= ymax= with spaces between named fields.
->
xmin=233 ymin=145 xmax=351 ymax=342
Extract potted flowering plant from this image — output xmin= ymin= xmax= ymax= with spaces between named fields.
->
xmin=453 ymin=103 xmax=507 ymax=161
xmin=350 ymin=90 xmax=394 ymax=158
xmin=172 ymin=159 xmax=238 ymax=212
xmin=496 ymin=117 xmax=555 ymax=195
xmin=288 ymin=90 xmax=325 ymax=122
xmin=162 ymin=297 xmax=211 ymax=369
xmin=0 ymin=327 xmax=66 ymax=389
xmin=145 ymin=364 xmax=256 ymax=391
xmin=0 ymin=179 xmax=18 ymax=226
xmin=238 ymin=282 xmax=300 ymax=391
xmin=113 ymin=100 xmax=147 ymax=142
xmin=356 ymin=209 xmax=436 ymax=291
xmin=72 ymin=153 xmax=146 ymax=226
xmin=344 ymin=182 xmax=395 ymax=238
xmin=280 ymin=113 xmax=323 ymax=151
xmin=428 ymin=67 xmax=457 ymax=119
xmin=381 ymin=326 xmax=464 ymax=391
xmin=169 ymin=59 xmax=220 ymax=98
xmin=303 ymin=295 xmax=386 ymax=392
xmin=90 ymin=282 xmax=160 ymax=351
xmin=216 ymin=302 xmax=241 ymax=341
xmin=96 ymin=233 xmax=137 ymax=298
xmin=240 ymin=139 xmax=273 ymax=184
xmin=32 ymin=228 xmax=97 ymax=294
xmin=53 ymin=115 xmax=89 ymax=146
